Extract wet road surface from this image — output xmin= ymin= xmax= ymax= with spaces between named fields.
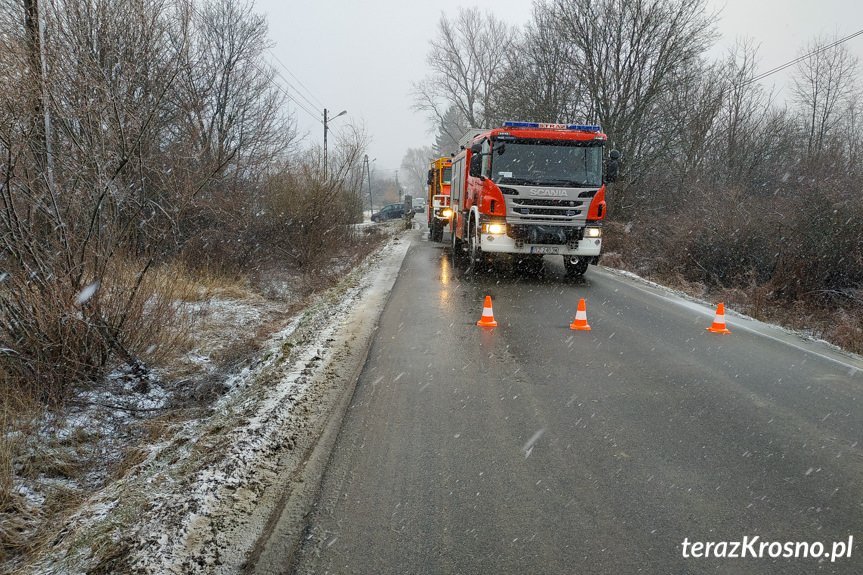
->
xmin=283 ymin=230 xmax=863 ymax=574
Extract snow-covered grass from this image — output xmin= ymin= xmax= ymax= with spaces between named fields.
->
xmin=2 ymin=222 xmax=409 ymax=574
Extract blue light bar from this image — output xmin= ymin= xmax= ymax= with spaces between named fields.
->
xmin=502 ymin=121 xmax=540 ymax=128
xmin=502 ymin=121 xmax=601 ymax=132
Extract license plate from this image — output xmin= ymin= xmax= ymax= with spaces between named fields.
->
xmin=530 ymin=246 xmax=559 ymax=254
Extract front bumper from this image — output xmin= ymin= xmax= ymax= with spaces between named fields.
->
xmin=479 ymin=232 xmax=601 ymax=256
xmin=432 ymin=209 xmax=452 ymax=222
xmin=476 ymin=220 xmax=603 ymax=256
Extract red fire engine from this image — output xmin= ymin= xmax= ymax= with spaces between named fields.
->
xmin=449 ymin=121 xmax=617 ymax=276
xmin=427 ymin=157 xmax=452 ymax=242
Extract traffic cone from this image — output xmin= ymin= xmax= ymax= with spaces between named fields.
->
xmin=569 ymin=298 xmax=591 ymax=331
xmin=477 ymin=295 xmax=498 ymax=327
xmin=706 ymin=303 xmax=731 ymax=334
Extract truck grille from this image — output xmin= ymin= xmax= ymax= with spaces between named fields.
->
xmin=508 ymin=198 xmax=585 ymax=221
xmin=502 ymin=185 xmax=598 ymax=224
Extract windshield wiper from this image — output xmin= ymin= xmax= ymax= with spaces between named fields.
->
xmin=539 ymin=178 xmax=590 ymax=187
xmin=497 ymin=177 xmax=538 ymax=185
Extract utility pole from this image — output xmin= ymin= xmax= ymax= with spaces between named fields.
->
xmin=23 ymin=0 xmax=52 ymax=189
xmin=323 ymin=108 xmax=346 ymax=174
xmin=364 ymin=155 xmax=375 ymax=216
xmin=323 ymin=108 xmax=328 ymax=174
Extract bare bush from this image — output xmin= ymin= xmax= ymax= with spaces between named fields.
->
xmin=255 ymin=126 xmax=370 ymax=274
xmin=0 ymin=0 xmax=294 ymax=410
xmin=825 ymin=303 xmax=863 ymax=355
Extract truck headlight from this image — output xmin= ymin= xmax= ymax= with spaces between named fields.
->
xmin=442 ymin=208 xmax=453 ymax=218
xmin=484 ymin=223 xmax=505 ymax=234
xmin=584 ymin=227 xmax=602 ymax=238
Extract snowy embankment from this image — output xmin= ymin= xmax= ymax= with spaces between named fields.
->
xmin=27 ymin=232 xmax=412 ymax=574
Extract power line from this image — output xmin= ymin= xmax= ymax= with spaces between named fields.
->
xmin=273 ymin=68 xmax=324 ymax=122
xmin=266 ymin=48 xmax=326 ymax=111
xmin=271 ymin=72 xmax=322 ymax=123
xmin=744 ymin=28 xmax=863 ymax=86
xmin=185 ymin=1 xmax=327 ymax=126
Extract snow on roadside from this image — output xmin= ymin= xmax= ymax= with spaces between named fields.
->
xmin=26 ymin=232 xmax=412 ymax=575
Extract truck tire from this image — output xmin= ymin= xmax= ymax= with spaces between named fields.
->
xmin=564 ymin=257 xmax=589 ymax=277
xmin=467 ymin=221 xmax=480 ymax=273
xmin=451 ymin=224 xmax=466 ymax=266
xmin=431 ymin=221 xmax=443 ymax=242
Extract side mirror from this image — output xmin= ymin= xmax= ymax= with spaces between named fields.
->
xmin=427 ymin=169 xmax=433 ymax=186
xmin=469 ymin=152 xmax=482 ymax=177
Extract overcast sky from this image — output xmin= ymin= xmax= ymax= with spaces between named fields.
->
xmin=253 ymin=0 xmax=863 ymax=172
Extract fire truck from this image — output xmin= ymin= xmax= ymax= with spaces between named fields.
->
xmin=449 ymin=121 xmax=618 ymax=276
xmin=426 ymin=157 xmax=453 ymax=242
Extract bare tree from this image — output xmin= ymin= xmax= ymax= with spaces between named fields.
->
xmin=716 ymin=40 xmax=774 ymax=185
xmin=400 ymin=146 xmax=435 ymax=199
xmin=548 ymin=0 xmax=719 ymax=176
xmin=433 ymin=105 xmax=466 ymax=157
xmin=791 ymin=34 xmax=859 ymax=159
xmin=661 ymin=57 xmax=725 ymax=186
xmin=686 ymin=38 xmax=786 ymax=192
xmin=261 ymin=122 xmax=371 ymax=268
xmin=492 ymin=3 xmax=582 ymax=124
xmin=179 ymin=0 xmax=291 ymax=172
xmin=171 ymin=0 xmax=295 ymax=261
xmin=412 ymin=7 xmax=517 ymax=132
xmin=0 ymin=0 xmax=195 ymax=401
xmin=838 ymin=89 xmax=863 ymax=184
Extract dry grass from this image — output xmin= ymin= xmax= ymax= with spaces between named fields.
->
xmin=153 ymin=260 xmax=257 ymax=303
xmin=825 ymin=307 xmax=863 ymax=355
xmin=113 ymin=446 xmax=149 ymax=481
xmin=0 ymin=392 xmax=79 ymax=566
xmin=0 ymin=491 xmax=43 ymax=565
xmin=0 ymin=256 xmax=200 ymax=566
xmin=0 ymin=254 xmax=200 ymax=407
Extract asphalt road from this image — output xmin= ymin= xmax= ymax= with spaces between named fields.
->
xmin=286 ymin=229 xmax=863 ymax=574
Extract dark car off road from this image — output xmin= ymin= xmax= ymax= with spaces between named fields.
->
xmin=371 ymin=203 xmax=406 ymax=222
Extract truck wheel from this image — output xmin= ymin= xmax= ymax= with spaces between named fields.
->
xmin=431 ymin=221 xmax=443 ymax=242
xmin=467 ymin=222 xmax=480 ymax=272
xmin=451 ymin=225 xmax=466 ymax=266
xmin=565 ymin=257 xmax=589 ymax=277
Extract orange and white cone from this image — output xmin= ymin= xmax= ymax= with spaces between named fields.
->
xmin=706 ymin=303 xmax=731 ymax=334
xmin=477 ymin=295 xmax=498 ymax=327
xmin=569 ymin=298 xmax=591 ymax=331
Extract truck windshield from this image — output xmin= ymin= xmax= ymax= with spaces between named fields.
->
xmin=442 ymin=166 xmax=452 ymax=185
xmin=491 ymin=140 xmax=603 ymax=187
